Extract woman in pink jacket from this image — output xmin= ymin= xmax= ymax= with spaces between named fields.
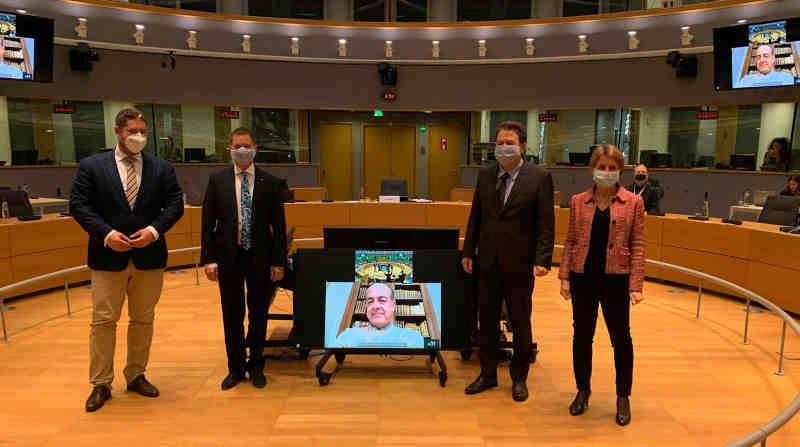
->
xmin=558 ymin=144 xmax=645 ymax=427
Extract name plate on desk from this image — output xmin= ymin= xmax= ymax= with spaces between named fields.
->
xmin=379 ymin=195 xmax=401 ymax=203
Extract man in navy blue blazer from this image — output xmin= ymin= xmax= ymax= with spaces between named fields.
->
xmin=69 ymin=108 xmax=184 ymax=412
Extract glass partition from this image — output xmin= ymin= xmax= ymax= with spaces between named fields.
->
xmin=0 ymin=98 xmax=310 ymax=166
xmin=0 ymin=96 xmax=796 ymax=172
xmin=468 ymin=103 xmax=799 ymax=172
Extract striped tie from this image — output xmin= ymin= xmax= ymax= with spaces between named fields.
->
xmin=123 ymin=157 xmax=139 ymax=210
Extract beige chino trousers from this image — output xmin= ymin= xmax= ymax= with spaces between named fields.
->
xmin=89 ymin=260 xmax=164 ymax=386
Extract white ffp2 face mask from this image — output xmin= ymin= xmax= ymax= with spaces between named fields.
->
xmin=593 ymin=170 xmax=619 ymax=187
xmin=125 ymin=134 xmax=147 ymax=154
xmin=495 ymin=144 xmax=520 ymax=166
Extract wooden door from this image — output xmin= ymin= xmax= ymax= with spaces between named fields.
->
xmin=428 ymin=126 xmax=461 ymax=201
xmin=364 ymin=125 xmax=416 ymax=199
xmin=389 ymin=126 xmax=416 ymax=197
xmin=320 ymin=123 xmax=353 ymax=201
xmin=363 ymin=125 xmax=392 ymax=199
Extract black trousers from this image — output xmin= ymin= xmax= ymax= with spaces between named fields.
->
xmin=478 ymin=268 xmax=535 ymax=382
xmin=218 ymin=247 xmax=275 ymax=377
xmin=569 ymin=272 xmax=633 ymax=397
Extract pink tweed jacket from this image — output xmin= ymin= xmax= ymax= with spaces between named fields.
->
xmin=558 ymin=186 xmax=646 ymax=292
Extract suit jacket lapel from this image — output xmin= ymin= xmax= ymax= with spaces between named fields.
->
xmin=225 ymin=167 xmax=238 ymax=222
xmin=134 ymin=155 xmax=155 ymax=213
xmin=489 ymin=164 xmax=501 ymax=217
xmin=253 ymin=168 xmax=266 ymax=223
xmin=103 ymin=151 xmax=129 ymax=211
xmin=500 ymin=162 xmax=528 ymax=217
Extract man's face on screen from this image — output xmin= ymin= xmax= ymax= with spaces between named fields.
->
xmin=366 ymin=285 xmax=394 ymax=329
xmin=756 ymin=45 xmax=776 ymax=75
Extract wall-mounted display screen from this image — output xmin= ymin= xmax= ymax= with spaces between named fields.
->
xmin=715 ymin=18 xmax=800 ymax=90
xmin=0 ymin=12 xmax=53 ymax=83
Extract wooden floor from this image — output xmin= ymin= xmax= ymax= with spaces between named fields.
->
xmin=1 ymin=270 xmax=800 ymax=446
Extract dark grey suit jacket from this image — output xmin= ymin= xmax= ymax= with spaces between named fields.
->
xmin=463 ymin=161 xmax=555 ymax=273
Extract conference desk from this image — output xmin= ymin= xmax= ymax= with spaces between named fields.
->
xmin=2 ymin=203 xmax=799 ymax=316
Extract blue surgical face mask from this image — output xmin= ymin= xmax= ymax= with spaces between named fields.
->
xmin=495 ymin=144 xmax=520 ymax=166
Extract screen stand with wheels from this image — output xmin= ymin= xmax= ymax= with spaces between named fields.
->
xmin=314 ymin=348 xmax=448 ymax=387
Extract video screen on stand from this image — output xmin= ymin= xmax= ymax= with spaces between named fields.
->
xmin=322 ymin=250 xmax=442 ymax=350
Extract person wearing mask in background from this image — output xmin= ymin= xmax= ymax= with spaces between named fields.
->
xmin=70 ymin=108 xmax=184 ymax=412
xmin=780 ymin=174 xmax=800 ymax=197
xmin=462 ymin=121 xmax=555 ymax=403
xmin=559 ymin=144 xmax=645 ymax=427
xmin=627 ymin=164 xmax=664 ymax=214
xmin=762 ymin=137 xmax=790 ymax=171
xmin=201 ymin=127 xmax=287 ymax=391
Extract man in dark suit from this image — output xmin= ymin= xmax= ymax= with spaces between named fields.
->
xmin=201 ymin=127 xmax=287 ymax=390
xmin=462 ymin=121 xmax=555 ymax=402
xmin=627 ymin=164 xmax=664 ymax=214
xmin=69 ymin=108 xmax=184 ymax=412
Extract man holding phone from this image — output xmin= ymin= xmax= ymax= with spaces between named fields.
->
xmin=69 ymin=108 xmax=184 ymax=412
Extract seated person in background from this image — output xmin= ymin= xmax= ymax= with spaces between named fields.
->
xmin=627 ymin=164 xmax=664 ymax=214
xmin=780 ymin=175 xmax=800 ymax=197
xmin=335 ymin=283 xmax=424 ymax=349
xmin=739 ymin=45 xmax=795 ymax=88
xmin=762 ymin=137 xmax=789 ymax=171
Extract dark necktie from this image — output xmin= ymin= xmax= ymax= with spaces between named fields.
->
xmin=240 ymin=172 xmax=253 ymax=250
xmin=497 ymin=172 xmax=510 ymax=212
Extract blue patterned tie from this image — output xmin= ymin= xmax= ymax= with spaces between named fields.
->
xmin=240 ymin=172 xmax=253 ymax=250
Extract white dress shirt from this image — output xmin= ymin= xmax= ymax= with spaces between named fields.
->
xmin=496 ymin=158 xmax=524 ymax=206
xmin=103 ymin=146 xmax=159 ymax=246
xmin=234 ymin=163 xmax=256 ymax=245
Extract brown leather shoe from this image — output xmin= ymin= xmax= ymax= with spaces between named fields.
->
xmin=85 ymin=385 xmax=111 ymax=412
xmin=126 ymin=375 xmax=160 ymax=398
xmin=464 ymin=376 xmax=498 ymax=395
xmin=511 ymin=381 xmax=529 ymax=402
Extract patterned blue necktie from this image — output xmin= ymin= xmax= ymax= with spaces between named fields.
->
xmin=240 ymin=172 xmax=253 ymax=250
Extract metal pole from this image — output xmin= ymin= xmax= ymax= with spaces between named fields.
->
xmin=696 ymin=281 xmax=702 ymax=320
xmin=776 ymin=321 xmax=787 ymax=376
xmin=63 ymin=277 xmax=72 ymax=318
xmin=194 ymin=256 xmax=200 ymax=286
xmin=743 ymin=298 xmax=751 ymax=345
xmin=0 ymin=301 xmax=8 ymax=344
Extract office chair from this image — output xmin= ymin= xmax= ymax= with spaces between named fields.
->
xmin=380 ymin=179 xmax=408 ymax=197
xmin=758 ymin=195 xmax=800 ymax=226
xmin=0 ymin=190 xmax=34 ymax=218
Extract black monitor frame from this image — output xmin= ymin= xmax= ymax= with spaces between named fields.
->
xmin=568 ymin=152 xmax=590 ymax=166
xmin=730 ymin=153 xmax=757 ymax=171
xmin=323 ymin=227 xmax=459 ymax=250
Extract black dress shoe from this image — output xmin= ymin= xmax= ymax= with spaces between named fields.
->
xmin=569 ymin=390 xmax=591 ymax=416
xmin=127 ymin=375 xmax=160 ymax=398
xmin=464 ymin=376 xmax=498 ymax=395
xmin=511 ymin=381 xmax=529 ymax=402
xmin=221 ymin=374 xmax=245 ymax=391
xmin=85 ymin=385 xmax=111 ymax=412
xmin=616 ymin=396 xmax=631 ymax=426
xmin=250 ymin=367 xmax=267 ymax=389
